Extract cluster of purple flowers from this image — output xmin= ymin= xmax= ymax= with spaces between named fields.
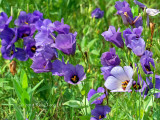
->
xmin=88 ymin=87 xmax=111 ymax=120
xmin=99 ymin=0 xmax=160 ymax=97
xmin=0 ymin=11 xmax=86 ymax=85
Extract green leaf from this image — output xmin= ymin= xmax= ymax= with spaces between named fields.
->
xmin=148 ymin=88 xmax=160 ymax=96
xmin=20 ymin=70 xmax=28 ymax=89
xmin=144 ymin=95 xmax=154 ymax=112
xmin=89 ymin=92 xmax=104 ymax=104
xmin=30 ymin=79 xmax=44 ymax=94
xmin=77 ymin=115 xmax=91 ymax=120
xmin=63 ymin=100 xmax=81 ymax=108
xmin=13 ymin=79 xmax=23 ymax=100
xmin=87 ymin=39 xmax=98 ymax=49
xmin=21 ymin=90 xmax=30 ymax=107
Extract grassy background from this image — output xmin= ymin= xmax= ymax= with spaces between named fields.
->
xmin=0 ymin=0 xmax=160 ymax=119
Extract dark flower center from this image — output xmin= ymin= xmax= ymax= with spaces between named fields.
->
xmin=99 ymin=115 xmax=104 ymax=119
xmin=144 ymin=65 xmax=151 ymax=72
xmin=22 ymin=33 xmax=29 ymax=38
xmin=133 ymin=83 xmax=141 ymax=90
xmin=31 ymin=46 xmax=36 ymax=53
xmin=10 ymin=50 xmax=14 ymax=56
xmin=71 ymin=75 xmax=79 ymax=83
xmin=122 ymin=80 xmax=129 ymax=90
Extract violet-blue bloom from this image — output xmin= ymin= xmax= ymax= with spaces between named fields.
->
xmin=140 ymin=50 xmax=155 ymax=74
xmin=115 ymin=1 xmax=133 ymax=25
xmin=91 ymin=105 xmax=111 ymax=120
xmin=51 ymin=18 xmax=70 ymax=34
xmin=17 ymin=25 xmax=32 ymax=38
xmin=101 ymin=26 xmax=124 ymax=48
xmin=1 ymin=45 xmax=15 ymax=60
xmin=52 ymin=58 xmax=66 ymax=76
xmin=35 ymin=19 xmax=52 ymax=32
xmin=35 ymin=44 xmax=58 ymax=60
xmin=91 ymin=8 xmax=104 ymax=19
xmin=31 ymin=53 xmax=52 ymax=73
xmin=88 ymin=87 xmax=107 ymax=105
xmin=101 ymin=48 xmax=120 ymax=66
xmin=141 ymin=76 xmax=160 ymax=98
xmin=35 ymin=26 xmax=56 ymax=47
xmin=55 ymin=32 xmax=77 ymax=55
xmin=14 ymin=48 xmax=29 ymax=61
xmin=23 ymin=37 xmax=36 ymax=58
xmin=14 ymin=11 xmax=43 ymax=26
xmin=0 ymin=12 xmax=12 ymax=32
xmin=0 ymin=26 xmax=18 ymax=49
xmin=63 ymin=63 xmax=86 ymax=85
xmin=100 ymin=66 xmax=112 ymax=80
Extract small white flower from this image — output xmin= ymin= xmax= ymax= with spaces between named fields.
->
xmin=104 ymin=66 xmax=134 ymax=92
xmin=146 ymin=8 xmax=160 ymax=16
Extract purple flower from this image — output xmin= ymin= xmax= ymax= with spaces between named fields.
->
xmin=100 ymin=66 xmax=112 ymax=80
xmin=1 ymin=45 xmax=15 ymax=60
xmin=155 ymin=75 xmax=160 ymax=98
xmin=101 ymin=48 xmax=120 ymax=66
xmin=35 ymin=44 xmax=58 ymax=60
xmin=141 ymin=76 xmax=160 ymax=98
xmin=132 ymin=74 xmax=147 ymax=92
xmin=0 ymin=26 xmax=18 ymax=49
xmin=51 ymin=18 xmax=70 ymax=34
xmin=91 ymin=105 xmax=111 ymax=120
xmin=17 ymin=25 xmax=32 ymax=38
xmin=115 ymin=1 xmax=133 ymax=25
xmin=101 ymin=26 xmax=124 ymax=48
xmin=88 ymin=87 xmax=107 ymax=105
xmin=0 ymin=12 xmax=12 ymax=32
xmin=123 ymin=27 xmax=145 ymax=56
xmin=63 ymin=63 xmax=86 ymax=85
xmin=24 ymin=37 xmax=36 ymax=58
xmin=140 ymin=50 xmax=155 ymax=74
xmin=35 ymin=27 xmax=55 ymax=47
xmin=104 ymin=66 xmax=133 ymax=92
xmin=35 ymin=19 xmax=52 ymax=32
xmin=54 ymin=32 xmax=77 ymax=55
xmin=52 ymin=58 xmax=66 ymax=76
xmin=91 ymin=8 xmax=104 ymax=19
xmin=14 ymin=11 xmax=43 ymax=26
xmin=14 ymin=48 xmax=29 ymax=61
xmin=31 ymin=53 xmax=52 ymax=73
xmin=134 ymin=0 xmax=146 ymax=9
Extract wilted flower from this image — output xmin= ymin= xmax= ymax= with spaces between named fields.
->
xmin=88 ymin=87 xmax=107 ymax=105
xmin=104 ymin=66 xmax=133 ymax=92
xmin=0 ymin=12 xmax=12 ymax=32
xmin=54 ymin=32 xmax=77 ymax=55
xmin=63 ymin=63 xmax=86 ymax=84
xmin=52 ymin=58 xmax=66 ymax=76
xmin=101 ymin=48 xmax=120 ymax=66
xmin=91 ymin=105 xmax=111 ymax=120
xmin=101 ymin=26 xmax=124 ymax=48
xmin=31 ymin=53 xmax=52 ymax=73
xmin=140 ymin=50 xmax=155 ymax=74
xmin=9 ymin=60 xmax=17 ymax=76
xmin=91 ymin=8 xmax=104 ymax=19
